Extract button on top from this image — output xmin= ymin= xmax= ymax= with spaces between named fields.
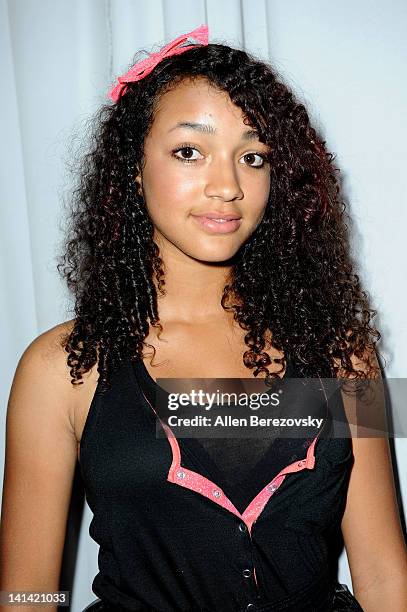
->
xmin=238 ymin=522 xmax=247 ymax=532
xmin=242 ymin=568 xmax=252 ymax=578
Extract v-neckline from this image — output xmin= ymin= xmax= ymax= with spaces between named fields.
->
xmin=132 ymin=354 xmax=324 ymax=515
xmin=135 ymin=368 xmax=325 ymax=536
xmin=136 ymin=355 xmax=297 ymax=512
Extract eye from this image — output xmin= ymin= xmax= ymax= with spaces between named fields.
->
xmin=172 ymin=145 xmax=203 ymax=163
xmin=240 ymin=153 xmax=267 ymax=168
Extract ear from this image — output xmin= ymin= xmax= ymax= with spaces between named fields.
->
xmin=135 ymin=170 xmax=143 ymax=196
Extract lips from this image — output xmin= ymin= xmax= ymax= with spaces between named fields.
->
xmin=191 ymin=212 xmax=242 ymax=234
xmin=193 ymin=212 xmax=241 ymax=220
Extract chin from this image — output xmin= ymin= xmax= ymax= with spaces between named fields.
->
xmin=186 ymin=245 xmax=241 ymax=264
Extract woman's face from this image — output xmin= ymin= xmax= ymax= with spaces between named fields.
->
xmin=137 ymin=77 xmax=271 ymax=263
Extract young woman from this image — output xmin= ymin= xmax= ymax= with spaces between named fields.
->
xmin=1 ymin=25 xmax=407 ymax=612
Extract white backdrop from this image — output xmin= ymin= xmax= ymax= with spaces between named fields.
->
xmin=1 ymin=1 xmax=406 ymax=610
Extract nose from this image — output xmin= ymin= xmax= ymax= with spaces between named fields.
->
xmin=204 ymin=157 xmax=244 ymax=201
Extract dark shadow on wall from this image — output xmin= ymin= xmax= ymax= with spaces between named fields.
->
xmin=59 ymin=462 xmax=85 ymax=611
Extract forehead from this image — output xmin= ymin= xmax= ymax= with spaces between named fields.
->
xmin=151 ymin=77 xmax=247 ymax=131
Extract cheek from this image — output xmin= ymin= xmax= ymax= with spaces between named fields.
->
xmin=247 ymin=175 xmax=270 ymax=218
xmin=258 ymin=172 xmax=271 ymax=199
xmin=143 ymin=162 xmax=201 ymax=219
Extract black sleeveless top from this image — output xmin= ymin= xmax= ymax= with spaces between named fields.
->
xmin=79 ymin=355 xmax=354 ymax=611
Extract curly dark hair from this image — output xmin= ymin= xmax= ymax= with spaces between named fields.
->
xmin=57 ymin=41 xmax=382 ymax=391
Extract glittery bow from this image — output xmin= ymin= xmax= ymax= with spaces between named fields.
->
xmin=108 ymin=24 xmax=209 ymax=102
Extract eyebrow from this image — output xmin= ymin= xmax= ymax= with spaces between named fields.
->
xmin=168 ymin=121 xmax=260 ymax=141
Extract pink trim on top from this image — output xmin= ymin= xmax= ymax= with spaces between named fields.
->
xmin=141 ymin=390 xmax=324 ymax=535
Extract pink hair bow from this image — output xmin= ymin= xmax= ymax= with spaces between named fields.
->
xmin=108 ymin=24 xmax=209 ymax=103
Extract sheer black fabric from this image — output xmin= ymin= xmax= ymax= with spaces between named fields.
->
xmin=135 ymin=357 xmax=329 ymax=514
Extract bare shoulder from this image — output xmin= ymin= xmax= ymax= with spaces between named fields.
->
xmin=13 ymin=318 xmax=76 ymax=398
xmin=12 ymin=318 xmax=100 ymax=442
xmin=20 ymin=318 xmax=76 ymax=376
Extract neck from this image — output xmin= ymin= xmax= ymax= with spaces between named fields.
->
xmin=152 ymin=235 xmax=237 ymax=325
